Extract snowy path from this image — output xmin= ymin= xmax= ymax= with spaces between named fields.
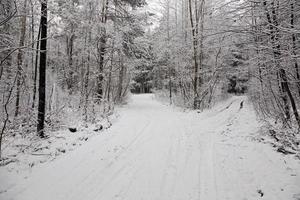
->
xmin=1 ymin=94 xmax=300 ymax=200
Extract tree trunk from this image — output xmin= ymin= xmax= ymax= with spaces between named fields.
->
xmin=290 ymin=0 xmax=300 ymax=97
xmin=32 ymin=23 xmax=41 ymax=109
xmin=15 ymin=0 xmax=28 ymax=117
xmin=198 ymin=0 xmax=205 ymax=89
xmin=166 ymin=0 xmax=172 ymax=105
xmin=31 ymin=1 xmax=34 ymax=84
xmin=96 ymin=0 xmax=108 ymax=103
xmin=168 ymin=66 xmax=172 ymax=105
xmin=37 ymin=0 xmax=48 ymax=138
xmin=83 ymin=37 xmax=90 ymax=122
xmin=117 ymin=51 xmax=124 ymax=102
xmin=188 ymin=0 xmax=199 ymax=109
xmin=107 ymin=40 xmax=114 ymax=103
xmin=66 ymin=28 xmax=75 ymax=93
xmin=279 ymin=68 xmax=300 ymax=128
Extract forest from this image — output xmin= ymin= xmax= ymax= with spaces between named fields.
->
xmin=1 ymin=0 xmax=300 ymax=199
xmin=0 ymin=0 xmax=300 ymax=173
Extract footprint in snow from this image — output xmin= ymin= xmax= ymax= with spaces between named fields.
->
xmin=257 ymin=189 xmax=264 ymax=197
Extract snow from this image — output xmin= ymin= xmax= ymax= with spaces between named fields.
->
xmin=1 ymin=94 xmax=300 ymax=200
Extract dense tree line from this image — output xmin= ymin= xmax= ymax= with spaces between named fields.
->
xmin=143 ymin=0 xmax=299 ymax=133
xmin=0 ymin=0 xmax=147 ymax=157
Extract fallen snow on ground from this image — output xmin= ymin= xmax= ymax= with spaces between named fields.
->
xmin=0 ymin=94 xmax=299 ymax=200
xmin=0 ymin=114 xmax=115 ymax=195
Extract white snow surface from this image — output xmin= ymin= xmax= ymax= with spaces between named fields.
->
xmin=1 ymin=94 xmax=300 ymax=200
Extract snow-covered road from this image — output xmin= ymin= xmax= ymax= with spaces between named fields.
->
xmin=1 ymin=94 xmax=300 ymax=200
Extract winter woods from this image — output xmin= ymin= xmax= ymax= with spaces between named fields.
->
xmin=248 ymin=0 xmax=300 ymax=128
xmin=0 ymin=0 xmax=147 ymax=157
xmin=147 ymin=0 xmax=300 ymax=130
xmin=1 ymin=1 xmax=300 ymax=198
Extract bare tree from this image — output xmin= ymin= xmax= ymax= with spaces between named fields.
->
xmin=37 ymin=0 xmax=48 ymax=138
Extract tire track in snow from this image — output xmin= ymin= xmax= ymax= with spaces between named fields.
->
xmin=6 ymin=95 xmax=293 ymax=200
xmin=69 ymin=119 xmax=153 ymax=200
xmin=159 ymin=119 xmax=181 ymax=199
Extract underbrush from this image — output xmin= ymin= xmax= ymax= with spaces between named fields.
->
xmin=0 ymin=105 xmax=117 ymax=171
xmin=259 ymin=121 xmax=300 ymax=159
xmin=0 ymin=90 xmax=117 ymax=170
